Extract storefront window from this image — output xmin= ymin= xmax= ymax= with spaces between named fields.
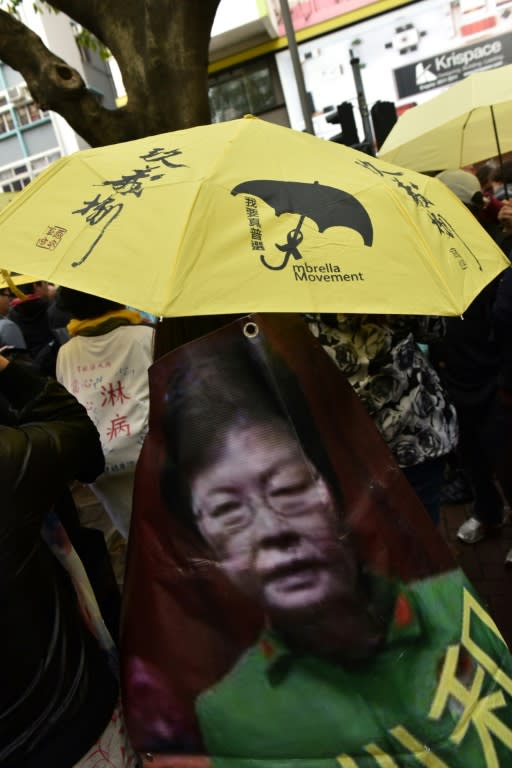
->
xmin=209 ymin=60 xmax=284 ymax=123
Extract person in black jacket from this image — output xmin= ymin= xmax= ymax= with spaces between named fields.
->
xmin=0 ymin=352 xmax=125 ymax=767
xmin=7 ymin=280 xmax=53 ymax=358
xmin=7 ymin=281 xmax=69 ymax=376
xmin=493 ymin=261 xmax=512 ymax=565
xmin=431 ymin=170 xmax=507 ymax=547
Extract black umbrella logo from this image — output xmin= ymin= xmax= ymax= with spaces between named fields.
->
xmin=231 ymin=180 xmax=373 ymax=271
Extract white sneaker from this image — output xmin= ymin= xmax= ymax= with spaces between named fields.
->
xmin=457 ymin=517 xmax=486 ymax=544
xmin=505 ymin=548 xmax=512 ymax=566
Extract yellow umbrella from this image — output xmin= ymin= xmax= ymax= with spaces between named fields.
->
xmin=0 ymin=193 xmax=41 ymax=293
xmin=0 ymin=191 xmax=17 ymax=210
xmin=0 ymin=115 xmax=507 ymax=317
xmin=0 ymin=270 xmax=42 ymax=293
xmin=378 ymin=64 xmax=512 ymax=174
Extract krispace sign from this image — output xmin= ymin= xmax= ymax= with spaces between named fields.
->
xmin=393 ymin=32 xmax=512 ymax=99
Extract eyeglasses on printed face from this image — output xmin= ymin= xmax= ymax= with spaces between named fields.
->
xmin=195 ymin=467 xmax=329 ymax=534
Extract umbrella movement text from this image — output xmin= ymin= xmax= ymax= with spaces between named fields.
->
xmin=293 ymin=263 xmax=364 ymax=282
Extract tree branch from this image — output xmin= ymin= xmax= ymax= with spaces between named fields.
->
xmin=0 ymin=9 xmax=83 ymax=99
xmin=0 ymin=8 xmax=138 ymax=145
xmin=0 ymin=0 xmax=223 ymax=145
xmin=43 ymin=0 xmax=116 ymax=47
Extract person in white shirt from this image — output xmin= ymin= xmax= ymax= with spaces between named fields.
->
xmin=56 ymin=288 xmax=154 ymax=539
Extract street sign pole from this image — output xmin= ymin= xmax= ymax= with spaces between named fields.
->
xmin=350 ymin=48 xmax=374 ymax=150
xmin=279 ymin=0 xmax=315 ymax=135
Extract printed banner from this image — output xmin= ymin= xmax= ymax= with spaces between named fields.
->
xmin=121 ymin=314 xmax=512 ymax=766
xmin=265 ymin=0 xmax=380 ymax=36
xmin=393 ymin=31 xmax=512 ymax=99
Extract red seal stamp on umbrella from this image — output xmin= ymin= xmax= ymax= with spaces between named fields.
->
xmin=36 ymin=225 xmax=67 ymax=250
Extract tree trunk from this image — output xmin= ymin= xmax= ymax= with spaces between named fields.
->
xmin=0 ymin=0 xmax=224 ymax=354
xmin=0 ymin=0 xmax=221 ymax=146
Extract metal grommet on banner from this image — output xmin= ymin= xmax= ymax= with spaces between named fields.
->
xmin=243 ymin=321 xmax=259 ymax=339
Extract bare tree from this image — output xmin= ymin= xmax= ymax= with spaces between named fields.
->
xmin=0 ymin=0 xmax=221 ymax=147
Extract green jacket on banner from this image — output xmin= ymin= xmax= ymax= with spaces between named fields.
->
xmin=197 ymin=569 xmax=512 ymax=768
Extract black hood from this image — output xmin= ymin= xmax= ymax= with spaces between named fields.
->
xmin=8 ymin=298 xmax=52 ymax=357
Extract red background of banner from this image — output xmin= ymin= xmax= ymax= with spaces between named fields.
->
xmin=121 ymin=313 xmax=454 ymax=763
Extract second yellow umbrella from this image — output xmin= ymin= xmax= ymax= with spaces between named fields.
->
xmin=378 ymin=64 xmax=512 ymax=174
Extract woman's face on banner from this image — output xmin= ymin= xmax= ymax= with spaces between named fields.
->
xmin=190 ymin=420 xmax=358 ymax=619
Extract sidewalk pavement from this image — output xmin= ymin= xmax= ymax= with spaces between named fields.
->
xmin=440 ymin=502 xmax=512 ymax=647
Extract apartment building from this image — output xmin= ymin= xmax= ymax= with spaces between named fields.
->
xmin=0 ymin=1 xmax=117 ymax=194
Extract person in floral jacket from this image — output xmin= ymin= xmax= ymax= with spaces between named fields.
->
xmin=305 ymin=314 xmax=457 ymax=525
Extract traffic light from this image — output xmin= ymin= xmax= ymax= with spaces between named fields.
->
xmin=325 ymin=102 xmax=360 ymax=147
xmin=370 ymin=101 xmax=398 ymax=149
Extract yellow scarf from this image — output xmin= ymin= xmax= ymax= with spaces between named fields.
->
xmin=67 ymin=309 xmax=144 ymax=337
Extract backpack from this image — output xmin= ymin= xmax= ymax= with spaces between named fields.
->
xmin=34 ymin=326 xmax=70 ymax=377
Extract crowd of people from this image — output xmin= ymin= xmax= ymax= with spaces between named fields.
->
xmin=1 ymin=156 xmax=512 ymax=766
xmin=1 ymin=281 xmax=150 ymax=767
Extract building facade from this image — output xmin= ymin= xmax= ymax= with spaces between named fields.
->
xmin=0 ymin=1 xmax=117 ymax=194
xmin=209 ymin=0 xmax=512 ymax=141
